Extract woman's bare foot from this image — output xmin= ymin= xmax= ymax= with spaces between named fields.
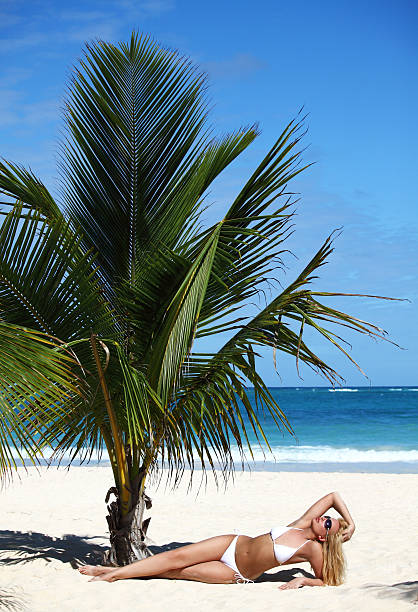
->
xmin=78 ymin=565 xmax=114 ymax=577
xmin=89 ymin=572 xmax=119 ymax=582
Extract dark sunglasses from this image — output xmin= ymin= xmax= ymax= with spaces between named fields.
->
xmin=324 ymin=515 xmax=332 ymax=538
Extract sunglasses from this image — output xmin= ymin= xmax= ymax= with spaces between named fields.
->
xmin=324 ymin=515 xmax=332 ymax=538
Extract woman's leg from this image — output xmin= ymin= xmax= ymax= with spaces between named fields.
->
xmin=79 ymin=535 xmax=236 ymax=582
xmin=159 ymin=561 xmax=236 ymax=584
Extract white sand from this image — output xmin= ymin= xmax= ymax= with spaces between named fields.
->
xmin=1 ymin=467 xmax=417 ymax=611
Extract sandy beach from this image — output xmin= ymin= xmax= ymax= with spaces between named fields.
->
xmin=1 ymin=466 xmax=417 ymax=611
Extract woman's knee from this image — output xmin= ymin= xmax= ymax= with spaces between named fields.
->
xmin=168 ymin=548 xmax=189 ymax=568
xmin=158 ymin=568 xmax=177 ymax=579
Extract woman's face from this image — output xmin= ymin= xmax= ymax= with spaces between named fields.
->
xmin=311 ymin=515 xmax=340 ymax=541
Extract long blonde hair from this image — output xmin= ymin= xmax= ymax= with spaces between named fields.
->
xmin=321 ymin=518 xmax=348 ymax=586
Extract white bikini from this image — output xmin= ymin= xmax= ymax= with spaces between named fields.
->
xmin=270 ymin=526 xmax=309 ymax=564
xmin=220 ymin=526 xmax=309 ymax=584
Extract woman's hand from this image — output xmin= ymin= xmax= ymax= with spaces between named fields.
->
xmin=279 ymin=577 xmax=305 ymax=590
xmin=342 ymin=523 xmax=355 ymax=542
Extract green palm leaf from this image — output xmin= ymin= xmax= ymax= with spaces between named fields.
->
xmin=61 ymin=34 xmax=256 ymax=285
xmin=147 ymin=224 xmax=221 ymax=403
xmin=0 ymin=321 xmax=83 ymax=479
xmin=0 ymin=202 xmax=113 ymax=342
xmin=0 ymin=161 xmax=62 ymax=220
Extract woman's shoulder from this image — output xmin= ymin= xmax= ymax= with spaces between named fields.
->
xmin=302 ymin=539 xmax=323 ymax=559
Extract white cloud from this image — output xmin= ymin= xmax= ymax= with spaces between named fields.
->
xmin=65 ymin=22 xmax=121 ymax=43
xmin=203 ymin=53 xmax=266 ymax=81
xmin=0 ymin=0 xmax=176 ymax=53
xmin=0 ymin=32 xmax=49 ymax=52
xmin=139 ymin=0 xmax=174 ymax=14
xmin=0 ymin=91 xmax=59 ymax=127
xmin=1 ymin=67 xmax=33 ymax=86
xmin=116 ymin=0 xmax=174 ymax=15
xmin=279 ymin=173 xmax=418 ymax=315
xmin=0 ymin=89 xmax=22 ymax=126
xmin=60 ymin=10 xmax=111 ymax=22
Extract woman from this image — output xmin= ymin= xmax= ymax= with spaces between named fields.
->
xmin=79 ymin=491 xmax=355 ymax=588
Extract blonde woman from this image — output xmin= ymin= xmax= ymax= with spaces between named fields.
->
xmin=79 ymin=491 xmax=355 ymax=587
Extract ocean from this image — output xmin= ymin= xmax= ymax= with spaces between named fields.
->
xmin=14 ymin=386 xmax=418 ymax=473
xmin=231 ymin=386 xmax=418 ymax=473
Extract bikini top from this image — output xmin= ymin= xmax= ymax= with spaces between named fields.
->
xmin=270 ymin=526 xmax=309 ymax=565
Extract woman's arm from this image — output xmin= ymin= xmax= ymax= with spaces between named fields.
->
xmin=279 ymin=541 xmax=325 ymax=589
xmin=289 ymin=491 xmax=355 ymax=541
xmin=279 ymin=577 xmax=324 ymax=589
xmin=332 ymin=491 xmax=355 ymax=541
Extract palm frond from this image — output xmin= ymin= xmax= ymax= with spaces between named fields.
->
xmin=60 ymin=33 xmax=260 ymax=315
xmin=61 ymin=33 xmax=207 ymax=282
xmin=0 ymin=160 xmax=62 ymax=219
xmin=0 ymin=321 xmax=83 ymax=479
xmin=186 ymin=234 xmax=390 ymax=394
xmin=0 ymin=203 xmax=113 ymax=343
xmin=148 ymin=233 xmax=393 ymax=479
xmin=146 ymin=225 xmax=221 ymax=404
xmin=190 ymin=116 xmax=310 ymax=337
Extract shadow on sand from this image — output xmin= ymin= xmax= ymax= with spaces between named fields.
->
xmin=0 ymin=531 xmax=197 ymax=568
xmin=0 ymin=587 xmax=28 ymax=612
xmin=255 ymin=567 xmax=315 ymax=583
xmin=361 ymin=581 xmax=418 ymax=605
xmin=0 ymin=530 xmax=106 ymax=566
xmin=0 ymin=530 xmax=316 ymax=587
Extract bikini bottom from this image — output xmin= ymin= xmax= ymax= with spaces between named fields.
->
xmin=220 ymin=535 xmax=254 ymax=584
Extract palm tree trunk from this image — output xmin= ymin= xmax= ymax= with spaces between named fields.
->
xmin=103 ymin=478 xmax=153 ymax=566
xmin=90 ymin=334 xmax=153 ymax=565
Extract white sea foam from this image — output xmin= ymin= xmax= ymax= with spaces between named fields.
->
xmin=389 ymin=388 xmax=403 ymax=391
xmin=16 ymin=446 xmax=107 ymax=463
xmin=16 ymin=444 xmax=418 ymax=465
xmin=228 ymin=445 xmax=418 ymax=463
xmin=328 ymin=388 xmax=358 ymax=392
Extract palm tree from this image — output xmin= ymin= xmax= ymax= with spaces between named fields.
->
xmin=0 ymin=34 xmax=390 ymax=565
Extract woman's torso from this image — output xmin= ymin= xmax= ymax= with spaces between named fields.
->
xmin=235 ymin=527 xmax=314 ymax=581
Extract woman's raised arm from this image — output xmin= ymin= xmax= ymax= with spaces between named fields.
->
xmin=289 ymin=491 xmax=355 ymax=541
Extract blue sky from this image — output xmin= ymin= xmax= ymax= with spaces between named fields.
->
xmin=1 ymin=0 xmax=417 ymax=386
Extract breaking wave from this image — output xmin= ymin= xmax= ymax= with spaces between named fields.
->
xmin=229 ymin=445 xmax=418 ymax=464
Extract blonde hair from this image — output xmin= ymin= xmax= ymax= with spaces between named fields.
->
xmin=321 ymin=518 xmax=348 ymax=586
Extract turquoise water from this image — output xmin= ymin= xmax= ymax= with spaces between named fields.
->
xmin=13 ymin=386 xmax=418 ymax=472
xmin=232 ymin=386 xmax=418 ymax=469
